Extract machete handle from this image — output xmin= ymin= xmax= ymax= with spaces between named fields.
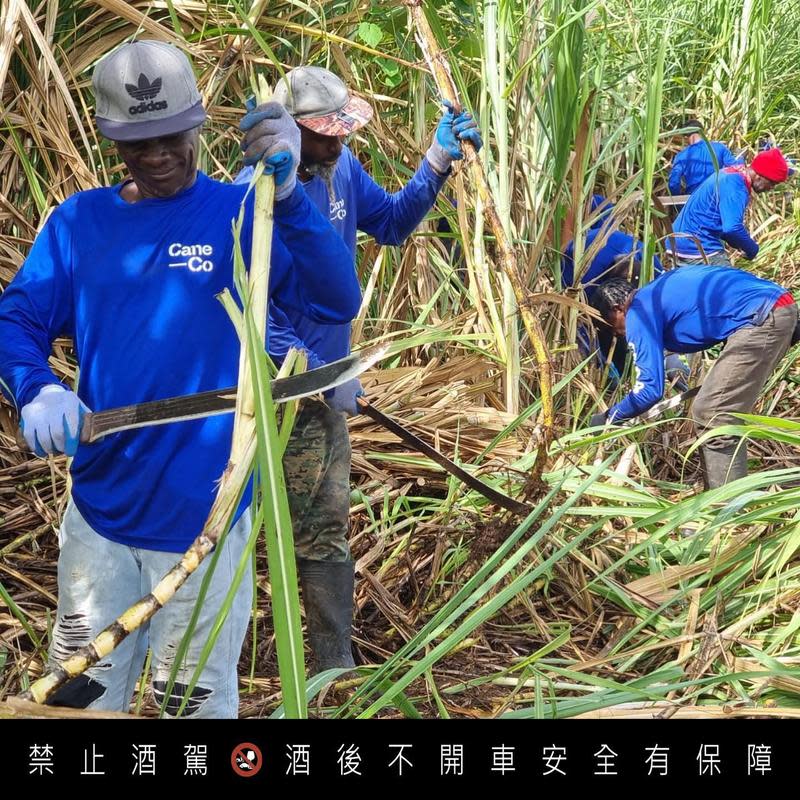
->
xmin=15 ymin=412 xmax=95 ymax=455
xmin=79 ymin=412 xmax=95 ymax=443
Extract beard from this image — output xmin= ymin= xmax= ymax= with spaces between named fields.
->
xmin=302 ymin=160 xmax=338 ymax=205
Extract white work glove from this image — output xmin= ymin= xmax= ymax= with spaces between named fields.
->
xmin=239 ymin=100 xmax=301 ymax=201
xmin=20 ymin=384 xmax=88 ymax=457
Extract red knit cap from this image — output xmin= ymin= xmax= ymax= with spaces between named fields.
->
xmin=751 ymin=148 xmax=789 ymax=183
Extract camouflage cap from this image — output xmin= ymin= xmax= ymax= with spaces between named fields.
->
xmin=273 ymin=66 xmax=373 ymax=137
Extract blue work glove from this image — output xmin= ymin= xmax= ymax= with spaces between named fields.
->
xmin=239 ymin=99 xmax=301 ymax=200
xmin=20 ymin=384 xmax=88 ymax=457
xmin=324 ymin=378 xmax=364 ymax=417
xmin=426 ymin=100 xmax=483 ymax=175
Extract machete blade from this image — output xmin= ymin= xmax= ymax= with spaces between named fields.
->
xmin=76 ymin=343 xmax=389 ymax=444
xmin=633 ymin=385 xmax=700 ymax=424
xmin=358 ymin=398 xmax=532 ymax=516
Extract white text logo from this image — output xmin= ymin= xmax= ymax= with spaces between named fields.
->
xmin=628 ymin=341 xmax=645 ymax=394
xmin=168 ymin=242 xmax=214 ymax=273
xmin=329 ymin=197 xmax=346 ymax=221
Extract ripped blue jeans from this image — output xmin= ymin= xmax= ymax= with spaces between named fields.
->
xmin=48 ymin=500 xmax=253 ymax=718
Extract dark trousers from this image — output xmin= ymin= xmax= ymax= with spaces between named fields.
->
xmin=692 ymin=304 xmax=798 ymax=459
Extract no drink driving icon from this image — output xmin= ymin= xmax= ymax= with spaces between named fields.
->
xmin=232 ymin=742 xmax=263 ymax=777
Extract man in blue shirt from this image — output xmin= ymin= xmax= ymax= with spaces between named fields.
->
xmin=669 ymin=147 xmax=790 ymax=265
xmin=668 ymin=119 xmax=741 ymax=196
xmin=561 ymin=196 xmax=680 ymax=384
xmin=0 ymin=42 xmax=360 ymax=716
xmin=238 ymin=66 xmax=482 ymax=673
xmin=562 ymin=225 xmax=662 ymax=301
xmin=588 ymin=268 xmax=798 ymax=488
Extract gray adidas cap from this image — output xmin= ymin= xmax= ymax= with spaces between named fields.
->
xmin=273 ymin=66 xmax=372 ymax=137
xmin=93 ymin=40 xmax=206 ymax=141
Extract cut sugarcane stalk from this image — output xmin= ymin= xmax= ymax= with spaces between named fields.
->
xmin=404 ymin=0 xmax=555 ymax=485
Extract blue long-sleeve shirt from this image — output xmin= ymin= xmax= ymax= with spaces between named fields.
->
xmin=588 ymin=194 xmax=613 ymax=230
xmin=669 ymin=140 xmax=741 ymax=195
xmin=0 ymin=172 xmax=360 ymax=551
xmin=562 ymin=228 xmax=663 ymax=300
xmin=670 ymin=170 xmax=758 ymax=260
xmin=238 ymin=146 xmax=447 ymax=365
xmin=608 ymin=266 xmax=786 ymax=421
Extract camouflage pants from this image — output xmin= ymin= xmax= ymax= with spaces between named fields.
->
xmin=282 ymin=399 xmax=352 ymax=562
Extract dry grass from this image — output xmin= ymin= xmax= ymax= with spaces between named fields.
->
xmin=2 ymin=1 xmax=800 ymax=718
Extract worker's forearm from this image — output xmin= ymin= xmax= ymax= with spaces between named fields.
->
xmin=722 ymin=226 xmax=759 ymax=259
xmin=358 ymin=157 xmax=447 ymax=246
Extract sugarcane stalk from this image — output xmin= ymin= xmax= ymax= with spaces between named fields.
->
xmin=405 ymin=0 xmax=554 ymax=479
xmin=234 ymin=77 xmax=306 ymax=718
xmin=21 ymin=442 xmax=255 ymax=704
xmin=232 ymin=76 xmax=273 ymax=430
xmin=20 ymin=76 xmax=294 ymax=707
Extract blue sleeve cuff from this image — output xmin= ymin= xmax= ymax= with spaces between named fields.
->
xmin=723 ymin=227 xmax=759 ymax=259
xmin=273 ymin=182 xmax=305 ymax=217
xmin=304 ymin=349 xmax=326 ymax=372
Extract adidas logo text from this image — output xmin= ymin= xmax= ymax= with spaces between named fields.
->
xmin=129 ymin=99 xmax=169 ymax=115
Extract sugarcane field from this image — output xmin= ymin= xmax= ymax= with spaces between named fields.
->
xmin=3 ymin=0 xmax=800 ymax=731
